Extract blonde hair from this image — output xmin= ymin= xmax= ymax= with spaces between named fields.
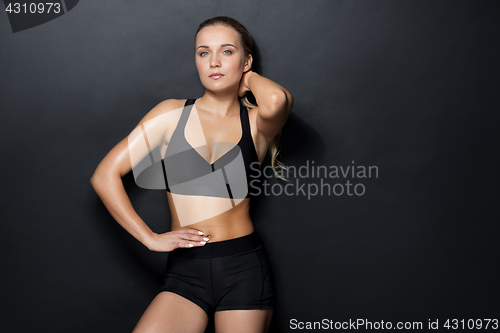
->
xmin=195 ymin=16 xmax=289 ymax=181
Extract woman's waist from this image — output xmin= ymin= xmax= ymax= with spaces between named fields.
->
xmin=169 ymin=229 xmax=263 ymax=259
xmin=170 ymin=200 xmax=254 ymax=242
xmin=172 ymin=216 xmax=254 ymax=243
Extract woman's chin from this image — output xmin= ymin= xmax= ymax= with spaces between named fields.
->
xmin=203 ymin=83 xmax=235 ymax=93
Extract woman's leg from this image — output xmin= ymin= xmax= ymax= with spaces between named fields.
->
xmin=211 ymin=234 xmax=275 ymax=332
xmin=132 ymin=291 xmax=209 ymax=333
xmin=214 ymin=309 xmax=273 ymax=333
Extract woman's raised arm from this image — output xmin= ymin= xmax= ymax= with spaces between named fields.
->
xmin=241 ymin=71 xmax=293 ymax=143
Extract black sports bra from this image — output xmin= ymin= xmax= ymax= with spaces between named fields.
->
xmin=161 ymin=98 xmax=261 ymax=199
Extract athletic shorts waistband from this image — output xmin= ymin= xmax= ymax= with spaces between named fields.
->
xmin=170 ymin=231 xmax=263 ymax=258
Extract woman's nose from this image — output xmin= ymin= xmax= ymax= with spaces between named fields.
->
xmin=210 ymin=56 xmax=221 ymax=68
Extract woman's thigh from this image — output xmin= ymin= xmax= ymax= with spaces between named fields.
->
xmin=132 ymin=291 xmax=209 ymax=333
xmin=214 ymin=309 xmax=273 ymax=333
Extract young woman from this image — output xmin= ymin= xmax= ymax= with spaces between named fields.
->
xmin=90 ymin=16 xmax=293 ymax=333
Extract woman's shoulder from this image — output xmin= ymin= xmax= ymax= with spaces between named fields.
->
xmin=153 ymin=98 xmax=187 ymax=113
xmin=135 ymin=99 xmax=188 ymax=128
xmin=146 ymin=98 xmax=187 ymax=116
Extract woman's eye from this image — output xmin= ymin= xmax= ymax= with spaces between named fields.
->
xmin=199 ymin=50 xmax=231 ymax=56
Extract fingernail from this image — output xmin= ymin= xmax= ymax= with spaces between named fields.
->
xmin=203 ymin=237 xmax=209 ymax=241
xmin=188 ymin=243 xmax=194 ymax=247
xmin=200 ymin=241 xmax=206 ymax=245
xmin=198 ymin=231 xmax=204 ymax=235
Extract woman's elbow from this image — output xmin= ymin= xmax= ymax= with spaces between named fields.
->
xmin=90 ymin=167 xmax=113 ymax=189
xmin=270 ymin=90 xmax=293 ymax=116
xmin=90 ymin=171 xmax=103 ymax=190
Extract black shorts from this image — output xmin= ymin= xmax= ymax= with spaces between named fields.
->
xmin=159 ymin=231 xmax=274 ymax=316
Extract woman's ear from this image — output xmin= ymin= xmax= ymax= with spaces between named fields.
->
xmin=243 ymin=54 xmax=253 ymax=72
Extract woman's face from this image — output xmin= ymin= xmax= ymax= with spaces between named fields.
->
xmin=195 ymin=25 xmax=250 ymax=93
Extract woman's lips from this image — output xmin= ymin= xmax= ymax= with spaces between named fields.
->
xmin=210 ymin=73 xmax=224 ymax=79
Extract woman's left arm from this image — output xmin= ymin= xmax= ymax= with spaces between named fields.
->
xmin=242 ymin=71 xmax=293 ymax=141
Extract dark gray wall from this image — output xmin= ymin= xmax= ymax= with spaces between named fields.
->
xmin=1 ymin=1 xmax=499 ymax=332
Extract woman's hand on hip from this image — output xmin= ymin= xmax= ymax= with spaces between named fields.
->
xmin=146 ymin=229 xmax=210 ymax=252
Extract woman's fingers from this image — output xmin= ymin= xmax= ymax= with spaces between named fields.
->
xmin=176 ymin=229 xmax=210 ymax=247
xmin=179 ymin=228 xmax=204 ymax=236
xmin=180 ymin=237 xmax=209 ymax=248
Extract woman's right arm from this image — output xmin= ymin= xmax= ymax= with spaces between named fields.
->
xmin=90 ymin=99 xmax=209 ymax=252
